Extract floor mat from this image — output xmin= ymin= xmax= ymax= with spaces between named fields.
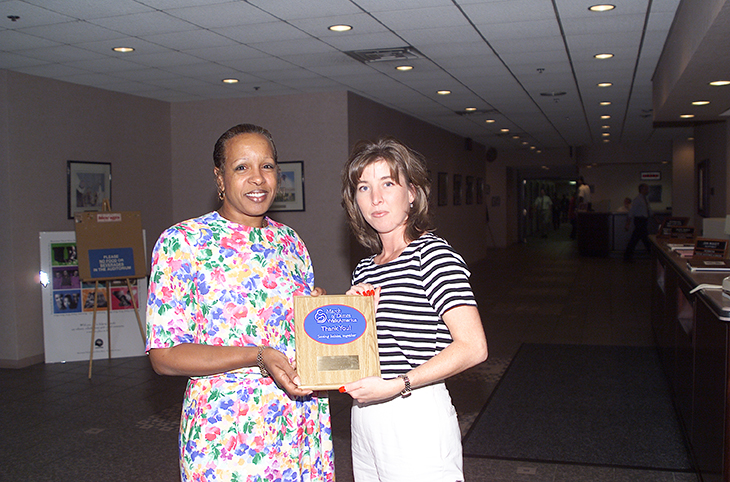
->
xmin=462 ymin=343 xmax=693 ymax=471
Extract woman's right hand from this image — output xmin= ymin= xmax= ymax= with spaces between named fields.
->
xmin=346 ymin=283 xmax=381 ymax=307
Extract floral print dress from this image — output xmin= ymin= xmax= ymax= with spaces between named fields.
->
xmin=146 ymin=211 xmax=334 ymax=482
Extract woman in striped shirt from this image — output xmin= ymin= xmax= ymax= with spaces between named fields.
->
xmin=340 ymin=137 xmax=489 ymax=482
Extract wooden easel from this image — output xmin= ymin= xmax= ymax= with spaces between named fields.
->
xmin=86 ymin=277 xmax=145 ymax=378
xmin=74 ymin=204 xmax=146 ymax=378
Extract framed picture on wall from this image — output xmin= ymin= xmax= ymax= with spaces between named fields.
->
xmin=67 ymin=161 xmax=112 ymax=219
xmin=465 ymin=176 xmax=474 ymax=205
xmin=647 ymin=185 xmax=662 ymax=203
xmin=270 ymin=161 xmax=305 ymax=212
xmin=697 ymin=159 xmax=709 ymax=217
xmin=476 ymin=177 xmax=484 ymax=204
xmin=437 ymin=172 xmax=448 ymax=206
xmin=453 ymin=174 xmax=462 ymax=206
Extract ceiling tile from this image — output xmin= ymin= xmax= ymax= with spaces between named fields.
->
xmin=167 ymin=2 xmax=276 ymax=28
xmin=89 ymin=10 xmax=198 ymax=36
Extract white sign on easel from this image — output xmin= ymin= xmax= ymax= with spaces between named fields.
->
xmin=39 ymin=231 xmax=147 ymax=363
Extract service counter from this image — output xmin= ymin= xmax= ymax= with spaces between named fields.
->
xmin=651 ymin=237 xmax=730 ymax=482
xmin=577 ymin=212 xmax=670 ymax=257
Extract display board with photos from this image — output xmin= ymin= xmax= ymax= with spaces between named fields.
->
xmin=40 ymin=231 xmax=147 ymax=363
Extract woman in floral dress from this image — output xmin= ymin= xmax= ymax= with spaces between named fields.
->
xmin=146 ymin=124 xmax=335 ymax=482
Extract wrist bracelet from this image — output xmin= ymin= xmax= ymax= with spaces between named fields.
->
xmin=397 ymin=374 xmax=412 ymax=398
xmin=257 ymin=345 xmax=269 ymax=378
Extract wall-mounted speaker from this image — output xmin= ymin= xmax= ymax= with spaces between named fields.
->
xmin=486 ymin=147 xmax=498 ymax=163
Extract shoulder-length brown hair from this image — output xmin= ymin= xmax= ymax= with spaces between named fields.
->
xmin=341 ymin=137 xmax=433 ymax=252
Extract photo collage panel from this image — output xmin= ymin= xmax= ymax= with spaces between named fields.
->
xmin=51 ymin=242 xmax=139 ymax=315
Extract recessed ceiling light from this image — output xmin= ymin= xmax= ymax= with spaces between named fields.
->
xmin=589 ymin=4 xmax=616 ymax=12
xmin=602 ymin=132 xmax=610 ymax=137
xmin=594 ymin=53 xmax=614 ymax=59
xmin=112 ymin=47 xmax=134 ymax=53
xmin=395 ymin=65 xmax=413 ymax=71
xmin=688 ymin=137 xmax=694 ymax=141
xmin=465 ymin=107 xmax=477 ymax=111
xmin=692 ymin=100 xmax=710 ymax=105
xmin=512 ymin=135 xmax=520 ymax=139
xmin=328 ymin=24 xmax=352 ymax=32
xmin=222 ymin=78 xmax=239 ymax=84
xmin=485 ymin=119 xmax=495 ymax=123
xmin=540 ymin=91 xmax=566 ymax=97
xmin=530 ymin=146 xmax=536 ymax=150
xmin=600 ymin=101 xmax=611 ymax=106
xmin=602 ymin=125 xmax=610 ymax=129
xmin=709 ymin=80 xmax=730 ymax=86
xmin=536 ymin=150 xmax=542 ymax=154
xmin=521 ymin=141 xmax=528 ymax=145
xmin=601 ymin=115 xmax=611 ymax=119
xmin=597 ymin=82 xmax=613 ymax=88
xmin=603 ymin=138 xmax=610 ymax=143
xmin=680 ymin=114 xmax=695 ymax=119
xmin=500 ymin=128 xmax=509 ymax=133
xmin=437 ymin=90 xmax=451 ymax=95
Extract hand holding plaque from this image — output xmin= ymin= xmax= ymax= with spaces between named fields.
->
xmin=294 ymin=294 xmax=380 ymax=390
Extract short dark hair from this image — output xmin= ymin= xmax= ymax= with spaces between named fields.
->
xmin=213 ymin=124 xmax=278 ymax=170
xmin=341 ymin=137 xmax=433 ymax=252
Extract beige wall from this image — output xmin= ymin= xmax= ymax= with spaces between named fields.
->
xmin=3 ymin=66 xmax=727 ymax=367
xmin=0 ymin=72 xmax=498 ymax=366
xmin=0 ymin=71 xmax=172 ymax=367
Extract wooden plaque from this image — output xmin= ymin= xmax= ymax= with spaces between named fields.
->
xmin=294 ymin=295 xmax=380 ymax=390
xmin=693 ymin=237 xmax=729 ymax=260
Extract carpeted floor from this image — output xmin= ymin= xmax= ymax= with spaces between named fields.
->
xmin=462 ymin=343 xmax=693 ymax=471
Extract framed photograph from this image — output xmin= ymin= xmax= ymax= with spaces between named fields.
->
xmin=67 ymin=161 xmax=112 ymax=219
xmin=648 ymin=185 xmax=662 ymax=203
xmin=697 ymin=159 xmax=709 ymax=217
xmin=437 ymin=172 xmax=448 ymax=206
xmin=476 ymin=177 xmax=484 ymax=204
xmin=453 ymin=174 xmax=462 ymax=206
xmin=270 ymin=161 xmax=305 ymax=212
xmin=465 ymin=176 xmax=474 ymax=205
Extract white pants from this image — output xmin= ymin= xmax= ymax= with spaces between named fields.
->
xmin=351 ymin=382 xmax=463 ymax=482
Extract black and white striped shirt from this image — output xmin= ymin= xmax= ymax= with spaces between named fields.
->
xmin=351 ymin=233 xmax=477 ymax=377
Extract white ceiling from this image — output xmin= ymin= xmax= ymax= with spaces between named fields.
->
xmin=1 ymin=0 xmax=726 ymax=152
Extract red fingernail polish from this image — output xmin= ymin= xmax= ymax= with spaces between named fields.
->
xmin=339 ymin=386 xmax=346 ymax=393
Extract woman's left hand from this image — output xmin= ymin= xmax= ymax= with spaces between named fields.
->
xmin=261 ymin=347 xmax=313 ymax=398
xmin=340 ymin=376 xmax=403 ymax=404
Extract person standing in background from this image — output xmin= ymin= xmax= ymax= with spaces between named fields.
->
xmin=577 ymin=177 xmax=591 ymax=211
xmin=534 ymin=189 xmax=553 ymax=238
xmin=624 ymin=183 xmax=652 ymax=262
xmin=617 ymin=197 xmax=632 ymax=213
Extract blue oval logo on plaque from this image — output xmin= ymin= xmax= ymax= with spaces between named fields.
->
xmin=303 ymin=304 xmax=367 ymax=345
